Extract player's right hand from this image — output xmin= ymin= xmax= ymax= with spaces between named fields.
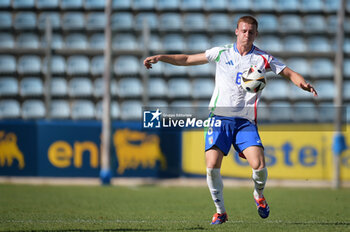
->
xmin=143 ymin=55 xmax=159 ymax=69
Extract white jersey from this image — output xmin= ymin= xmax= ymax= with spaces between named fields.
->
xmin=205 ymin=43 xmax=286 ymax=123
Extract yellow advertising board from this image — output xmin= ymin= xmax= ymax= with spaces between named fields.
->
xmin=182 ymin=124 xmax=350 ymax=180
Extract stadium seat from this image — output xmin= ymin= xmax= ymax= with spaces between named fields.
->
xmin=12 ymin=0 xmax=35 ymax=9
xmin=84 ymin=0 xmax=105 ymax=9
xmin=42 ymin=55 xmax=66 ymax=75
xmin=168 ymin=78 xmax=191 ymax=98
xmin=261 ymin=79 xmax=289 ymax=100
xmin=304 ymin=15 xmax=327 ymax=33
xmin=345 ymin=17 xmax=350 ymax=33
xmin=276 ymin=0 xmax=299 ymax=12
xmin=118 ymin=78 xmax=143 ymax=98
xmin=95 ymin=100 xmax=120 ymax=119
xmin=279 ymin=15 xmax=303 ymax=33
xmin=86 ymin=13 xmax=106 ymax=30
xmin=252 ymin=0 xmax=275 ymax=11
xmin=65 ymin=33 xmax=88 ymax=49
xmin=62 ymin=12 xmax=85 ymax=30
xmin=16 ymin=33 xmax=39 ymax=48
xmin=113 ymin=56 xmax=140 ymax=76
xmin=300 ymin=0 xmax=324 ymax=12
xmin=50 ymin=100 xmax=70 ymax=119
xmin=286 ymin=58 xmax=309 ymax=77
xmin=148 ymin=34 xmax=162 ymax=51
xmin=22 ymin=100 xmax=46 ymax=119
xmin=0 ymin=55 xmax=16 ymax=73
xmin=258 ymin=36 xmax=282 ymax=52
xmin=159 ymin=13 xmax=182 ymax=31
xmin=112 ymin=34 xmax=138 ymax=50
xmin=0 ymin=33 xmax=14 ymax=48
xmin=112 ymin=0 xmax=132 ymax=9
xmin=148 ymin=60 xmax=163 ymax=76
xmin=38 ymin=12 xmax=61 ymax=30
xmin=162 ymin=34 xmax=185 ymax=51
xmin=133 ymin=0 xmax=155 ymax=10
xmin=36 ymin=0 xmax=59 ymax=9
xmin=293 ymin=102 xmax=318 ymax=122
xmin=20 ymin=77 xmax=43 ymax=96
xmin=120 ymin=100 xmax=142 ymax=120
xmin=227 ymin=0 xmax=250 ymax=11
xmin=41 ymin=34 xmax=64 ymax=49
xmin=94 ymin=78 xmax=118 ymax=97
xmin=135 ymin=13 xmax=158 ymax=31
xmin=211 ymin=35 xmax=233 ymax=47
xmin=288 ymin=82 xmax=313 ymax=100
xmin=180 ymin=0 xmax=203 ymax=11
xmin=327 ymin=15 xmax=337 ymax=33
xmin=0 ymin=100 xmax=21 ymax=119
xmin=188 ymin=64 xmax=212 ymax=76
xmin=51 ymin=77 xmax=68 ymax=97
xmin=0 ymin=12 xmax=12 ymax=29
xmin=183 ymin=13 xmax=206 ymax=31
xmin=71 ymin=100 xmax=95 ymax=119
xmin=111 ymin=13 xmax=133 ymax=31
xmin=67 ymin=56 xmax=90 ymax=75
xmin=147 ymin=100 xmax=168 ymax=108
xmin=18 ymin=55 xmax=41 ymax=74
xmin=157 ymin=0 xmax=179 ymax=10
xmin=0 ymin=0 xmax=10 ymax=8
xmin=60 ymin=0 xmax=83 ymax=9
xmin=90 ymin=56 xmax=104 ymax=76
xmin=187 ymin=34 xmax=210 ymax=51
xmin=255 ymin=14 xmax=278 ymax=32
xmin=318 ymin=102 xmax=335 ymax=122
xmin=310 ymin=59 xmax=333 ymax=79
xmin=89 ymin=33 xmax=105 ymax=49
xmin=68 ymin=78 xmax=93 ymax=97
xmin=283 ymin=36 xmax=307 ymax=52
xmin=0 ymin=77 xmax=18 ymax=96
xmin=313 ymin=80 xmax=335 ymax=100
xmin=204 ymin=0 xmax=227 ymax=11
xmin=269 ymin=101 xmax=293 ymax=122
xmin=344 ymin=59 xmax=350 ymax=78
xmin=344 ymin=38 xmax=350 ymax=53
xmin=163 ymin=63 xmax=187 ymax=77
xmin=170 ymin=100 xmax=193 ymax=107
xmin=207 ymin=14 xmax=231 ymax=32
xmin=324 ymin=0 xmax=340 ymax=12
xmin=148 ymin=78 xmax=167 ymax=97
xmin=307 ymin=36 xmax=331 ymax=52
xmin=192 ymin=78 xmax=214 ymax=99
xmin=14 ymin=12 xmax=36 ymax=30
xmin=343 ymin=81 xmax=350 ymax=100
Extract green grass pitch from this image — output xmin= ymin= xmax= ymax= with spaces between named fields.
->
xmin=0 ymin=184 xmax=349 ymax=231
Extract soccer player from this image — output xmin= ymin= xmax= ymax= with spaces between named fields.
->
xmin=143 ymin=16 xmax=318 ymax=224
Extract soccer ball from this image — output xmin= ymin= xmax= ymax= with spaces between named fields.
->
xmin=241 ymin=65 xmax=266 ymax=93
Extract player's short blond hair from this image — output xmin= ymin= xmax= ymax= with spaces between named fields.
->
xmin=237 ymin=16 xmax=258 ymax=30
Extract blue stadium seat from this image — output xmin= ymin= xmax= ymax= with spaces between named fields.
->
xmin=168 ymin=78 xmax=191 ymax=98
xmin=113 ymin=56 xmax=140 ymax=75
xmin=148 ymin=100 xmax=169 ymax=108
xmin=344 ymin=59 xmax=350 ymax=78
xmin=204 ymin=0 xmax=226 ymax=11
xmin=38 ymin=12 xmax=60 ymax=30
xmin=18 ymin=55 xmax=41 ymax=74
xmin=16 ymin=33 xmax=39 ymax=48
xmin=118 ymin=78 xmax=143 ymax=97
xmin=163 ymin=34 xmax=185 ymax=51
xmin=261 ymin=79 xmax=289 ymax=100
xmin=0 ymin=0 xmax=10 ymax=8
xmin=343 ymin=81 xmax=350 ymax=100
xmin=344 ymin=38 xmax=350 ymax=53
xmin=313 ymin=80 xmax=335 ymax=100
xmin=0 ymin=12 xmax=12 ymax=29
xmin=251 ymin=0 xmax=275 ymax=11
xmin=51 ymin=77 xmax=68 ymax=97
xmin=67 ymin=55 xmax=90 ymax=75
xmin=62 ymin=12 xmax=85 ymax=30
xmin=148 ymin=34 xmax=162 ymax=51
xmin=36 ymin=0 xmax=59 ymax=9
xmin=300 ymin=0 xmax=324 ymax=12
xmin=157 ymin=0 xmax=179 ymax=10
xmin=14 ymin=12 xmax=36 ymax=30
xmin=163 ymin=63 xmax=187 ymax=77
xmin=148 ymin=78 xmax=167 ymax=97
xmin=42 ymin=55 xmax=66 ymax=75
xmin=170 ymin=100 xmax=193 ymax=108
xmin=60 ymin=0 xmax=83 ymax=9
xmin=159 ymin=13 xmax=182 ymax=31
xmin=12 ymin=0 xmax=34 ymax=9
xmin=135 ymin=13 xmax=158 ymax=31
xmin=20 ymin=77 xmax=43 ymax=97
xmin=180 ymin=0 xmax=203 ymax=11
xmin=86 ymin=13 xmax=106 ymax=31
xmin=69 ymin=78 xmax=93 ymax=97
xmin=65 ymin=33 xmax=88 ymax=49
xmin=71 ymin=100 xmax=95 ymax=120
xmin=307 ymin=36 xmax=331 ymax=52
xmin=324 ymin=0 xmax=340 ymax=12
xmin=91 ymin=56 xmax=104 ymax=76
xmin=84 ymin=0 xmax=105 ymax=9
xmin=188 ymin=64 xmax=212 ymax=76
xmin=258 ymin=36 xmax=282 ymax=52
xmin=0 ymin=100 xmax=20 ymax=119
xmin=207 ymin=14 xmax=231 ymax=32
xmin=183 ymin=13 xmax=206 ymax=31
xmin=346 ymin=17 xmax=350 ymax=33
xmin=192 ymin=78 xmax=214 ymax=99
xmin=211 ymin=35 xmax=233 ymax=47
xmin=50 ymin=100 xmax=70 ymax=119
xmin=304 ymin=15 xmax=327 ymax=33
xmin=256 ymin=14 xmax=278 ymax=32
xmin=112 ymin=34 xmax=138 ymax=50
xmin=269 ymin=101 xmax=293 ymax=122
xmin=276 ymin=0 xmax=299 ymax=12
xmin=283 ymin=36 xmax=307 ymax=52
xmin=96 ymin=100 xmax=120 ymax=119
xmin=111 ymin=13 xmax=133 ymax=31
xmin=120 ymin=100 xmax=142 ymax=120
xmin=94 ymin=78 xmax=118 ymax=97
xmin=112 ymin=0 xmax=132 ymax=9
xmin=293 ymin=102 xmax=318 ymax=122
xmin=41 ymin=34 xmax=64 ymax=49
xmin=227 ymin=0 xmax=250 ymax=11
xmin=89 ymin=33 xmax=105 ymax=49
xmin=187 ymin=34 xmax=210 ymax=51
xmin=0 ymin=55 xmax=16 ymax=73
xmin=317 ymin=102 xmax=334 ymax=122
xmin=22 ymin=100 xmax=46 ymax=119
xmin=286 ymin=58 xmax=309 ymax=77
xmin=310 ymin=58 xmax=333 ymax=79
xmin=0 ymin=77 xmax=18 ymax=96
xmin=0 ymin=33 xmax=14 ymax=48
xmin=289 ymin=82 xmax=313 ymax=100
xmin=279 ymin=15 xmax=303 ymax=33
xmin=148 ymin=61 xmax=163 ymax=76
xmin=133 ymin=0 xmax=155 ymax=10
xmin=327 ymin=15 xmax=337 ymax=33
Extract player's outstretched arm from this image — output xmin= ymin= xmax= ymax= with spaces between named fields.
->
xmin=280 ymin=67 xmax=318 ymax=97
xmin=143 ymin=53 xmax=208 ymax=69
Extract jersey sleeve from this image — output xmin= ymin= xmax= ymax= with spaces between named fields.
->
xmin=268 ymin=55 xmax=286 ymax=74
xmin=205 ymin=47 xmax=225 ymax=63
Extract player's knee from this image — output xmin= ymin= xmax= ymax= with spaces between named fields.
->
xmin=251 ymin=160 xmax=265 ymax=170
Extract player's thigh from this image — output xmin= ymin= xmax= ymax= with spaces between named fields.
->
xmin=242 ymin=145 xmax=265 ymax=170
xmin=206 ymin=146 xmax=224 ymax=169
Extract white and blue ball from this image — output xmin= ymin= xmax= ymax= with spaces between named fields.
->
xmin=241 ymin=65 xmax=266 ymax=93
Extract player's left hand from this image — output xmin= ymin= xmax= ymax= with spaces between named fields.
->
xmin=300 ymin=82 xmax=318 ymax=97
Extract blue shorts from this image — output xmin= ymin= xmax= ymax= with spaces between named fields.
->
xmin=205 ymin=115 xmax=263 ymax=156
